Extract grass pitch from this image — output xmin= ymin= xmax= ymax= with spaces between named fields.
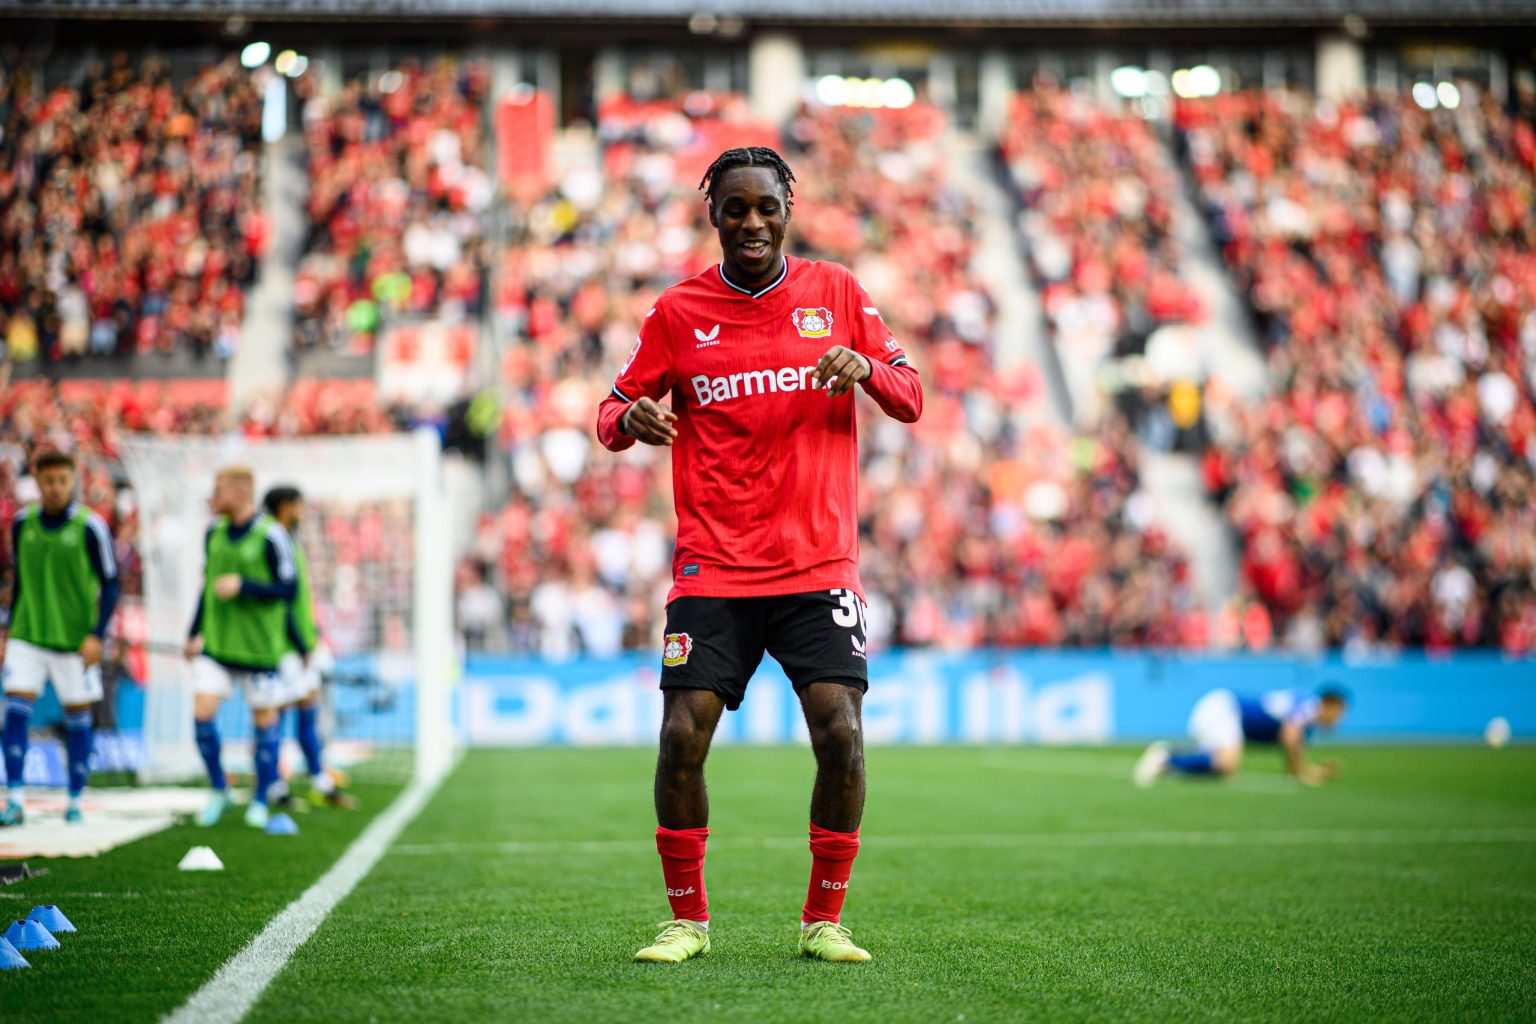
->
xmin=6 ymin=746 xmax=1535 ymax=1023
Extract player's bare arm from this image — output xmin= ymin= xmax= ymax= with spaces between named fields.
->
xmin=812 ymin=345 xmax=872 ymax=396
xmin=1279 ymin=721 xmax=1328 ymax=785
xmin=622 ymin=397 xmax=679 ymax=446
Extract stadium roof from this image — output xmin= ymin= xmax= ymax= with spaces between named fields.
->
xmin=4 ymin=0 xmax=1535 ymax=25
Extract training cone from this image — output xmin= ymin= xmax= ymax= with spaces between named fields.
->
xmin=265 ymin=812 xmax=299 ymax=836
xmin=4 ymin=918 xmax=58 ymax=951
xmin=178 ymin=846 xmax=225 ymax=871
xmin=27 ymin=905 xmax=76 ymax=934
xmin=0 ymin=936 xmax=28 ymax=970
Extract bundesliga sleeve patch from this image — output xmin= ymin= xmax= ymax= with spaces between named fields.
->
xmin=662 ymin=632 xmax=693 ymax=667
xmin=791 ymin=307 xmax=834 ymax=338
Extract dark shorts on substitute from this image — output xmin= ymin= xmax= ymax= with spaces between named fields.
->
xmin=660 ymin=589 xmax=870 ymax=710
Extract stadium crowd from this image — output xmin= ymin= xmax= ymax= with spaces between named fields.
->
xmin=292 ymin=60 xmax=493 ymax=354
xmin=458 ymin=93 xmax=1204 ymax=656
xmin=0 ymin=54 xmax=264 ymax=364
xmin=1180 ymin=87 xmax=1536 ymax=653
xmin=999 ymin=84 xmax=1207 ymax=443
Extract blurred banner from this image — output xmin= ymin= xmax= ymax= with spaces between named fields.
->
xmin=378 ymin=321 xmax=478 ymax=405
xmin=496 ymin=88 xmax=555 ymax=192
xmin=459 ymin=650 xmax=1536 ymax=747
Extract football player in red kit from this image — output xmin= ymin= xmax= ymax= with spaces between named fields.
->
xmin=596 ymin=147 xmax=923 ymax=964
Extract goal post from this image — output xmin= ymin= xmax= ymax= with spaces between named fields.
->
xmin=118 ymin=428 xmax=459 ymax=788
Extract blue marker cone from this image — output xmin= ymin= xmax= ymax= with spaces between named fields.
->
xmin=28 ymin=906 xmax=75 ymax=934
xmin=4 ymin=918 xmax=58 ymax=951
xmin=265 ymin=812 xmax=300 ymax=836
xmin=0 ymin=935 xmax=29 ymax=969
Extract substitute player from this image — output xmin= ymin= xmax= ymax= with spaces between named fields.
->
xmin=0 ymin=451 xmax=119 ymax=826
xmin=263 ymin=485 xmax=355 ymax=810
xmin=596 ymin=147 xmax=923 ymax=964
xmin=1134 ymin=686 xmax=1349 ymax=787
xmin=184 ymin=466 xmax=298 ymax=829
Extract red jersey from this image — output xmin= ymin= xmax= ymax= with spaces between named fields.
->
xmin=596 ymin=255 xmax=923 ymax=603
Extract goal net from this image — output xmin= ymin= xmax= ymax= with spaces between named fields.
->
xmin=117 ymin=429 xmax=457 ymax=788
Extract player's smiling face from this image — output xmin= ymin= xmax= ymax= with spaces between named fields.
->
xmin=710 ymin=166 xmax=789 ymax=285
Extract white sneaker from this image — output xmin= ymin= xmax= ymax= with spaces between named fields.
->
xmin=197 ymin=791 xmax=230 ymax=828
xmin=244 ymin=801 xmax=271 ymax=830
xmin=1133 ymin=742 xmax=1170 ymax=788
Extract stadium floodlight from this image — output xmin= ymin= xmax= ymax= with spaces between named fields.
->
xmin=1142 ymin=70 xmax=1170 ymax=97
xmin=1172 ymin=65 xmax=1221 ymax=99
xmin=1111 ymin=66 xmax=1147 ymax=99
xmin=240 ymin=41 xmax=270 ymax=69
xmin=1412 ymin=81 xmax=1438 ymax=109
xmin=880 ymin=77 xmax=915 ymax=109
xmin=379 ymin=70 xmax=405 ymax=94
xmin=1437 ymin=81 xmax=1461 ymax=109
xmin=1188 ymin=65 xmax=1221 ymax=97
xmin=274 ymin=49 xmax=301 ymax=76
xmin=816 ymin=75 xmax=849 ymax=107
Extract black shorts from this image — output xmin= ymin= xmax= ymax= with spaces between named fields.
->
xmin=660 ymin=589 xmax=870 ymax=711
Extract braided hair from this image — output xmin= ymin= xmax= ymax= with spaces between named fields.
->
xmin=698 ymin=146 xmax=796 ymax=208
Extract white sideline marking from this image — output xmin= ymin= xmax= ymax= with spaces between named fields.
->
xmin=388 ymin=826 xmax=1536 ymax=857
xmin=162 ymin=771 xmax=447 ymax=1024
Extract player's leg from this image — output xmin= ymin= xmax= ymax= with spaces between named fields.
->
xmin=53 ymin=649 xmax=105 ymax=824
xmin=191 ymin=657 xmax=233 ymax=826
xmin=771 ymin=591 xmax=872 ymax=962
xmin=244 ymin=668 xmax=288 ymax=829
xmin=635 ymin=689 xmax=726 ymax=963
xmin=293 ymin=665 xmax=353 ymax=809
xmin=1 ymin=641 xmax=48 ymax=826
xmin=637 ymin=597 xmax=759 ymax=963
xmin=1166 ymin=689 xmax=1243 ymax=778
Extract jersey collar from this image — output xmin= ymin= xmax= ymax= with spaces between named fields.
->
xmin=717 ymin=256 xmax=788 ymax=300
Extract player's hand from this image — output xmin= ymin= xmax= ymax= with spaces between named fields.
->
xmin=213 ymin=574 xmax=244 ymax=599
xmin=1317 ymin=759 xmax=1341 ymax=780
xmin=1298 ymin=764 xmax=1329 ymax=787
xmin=812 ymin=346 xmax=871 ymax=397
xmin=78 ymin=635 xmax=103 ymax=668
xmin=184 ymin=635 xmax=204 ymax=661
xmin=622 ymin=397 xmax=678 ymax=446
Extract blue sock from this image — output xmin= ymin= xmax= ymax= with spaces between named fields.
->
xmin=254 ymin=721 xmax=282 ymax=807
xmin=4 ymin=696 xmax=32 ymax=800
xmin=194 ymin=719 xmax=227 ymax=792
xmin=64 ymin=709 xmax=93 ymax=800
xmin=296 ymin=705 xmax=324 ymax=778
xmin=1168 ymin=752 xmax=1216 ymax=775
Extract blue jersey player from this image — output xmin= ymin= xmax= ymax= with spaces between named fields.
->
xmin=1135 ymin=687 xmax=1348 ymax=787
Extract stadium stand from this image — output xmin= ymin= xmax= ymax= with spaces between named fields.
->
xmin=0 ymin=54 xmax=264 ymax=365
xmin=292 ymin=59 xmax=494 ymax=354
xmin=1180 ymin=87 xmax=1536 ymax=653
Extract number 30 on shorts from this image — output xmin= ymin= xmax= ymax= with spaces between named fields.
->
xmin=830 ymin=589 xmax=867 ymax=634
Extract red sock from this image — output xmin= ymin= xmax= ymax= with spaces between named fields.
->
xmin=655 ymin=825 xmax=709 ymax=922
xmin=802 ymin=822 xmax=860 ymax=924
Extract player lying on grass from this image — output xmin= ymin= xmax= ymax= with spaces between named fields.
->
xmin=262 ymin=486 xmax=356 ymax=812
xmin=1134 ymin=686 xmax=1349 ymax=787
xmin=184 ymin=466 xmax=299 ymax=830
xmin=1 ymin=450 xmax=120 ymax=826
xmin=597 ymin=146 xmax=922 ymax=964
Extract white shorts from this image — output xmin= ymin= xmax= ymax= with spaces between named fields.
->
xmin=1188 ymin=688 xmax=1244 ymax=751
xmin=191 ymin=656 xmax=287 ymax=711
xmin=279 ymin=652 xmax=321 ymax=705
xmin=3 ymin=639 xmax=104 ymax=706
